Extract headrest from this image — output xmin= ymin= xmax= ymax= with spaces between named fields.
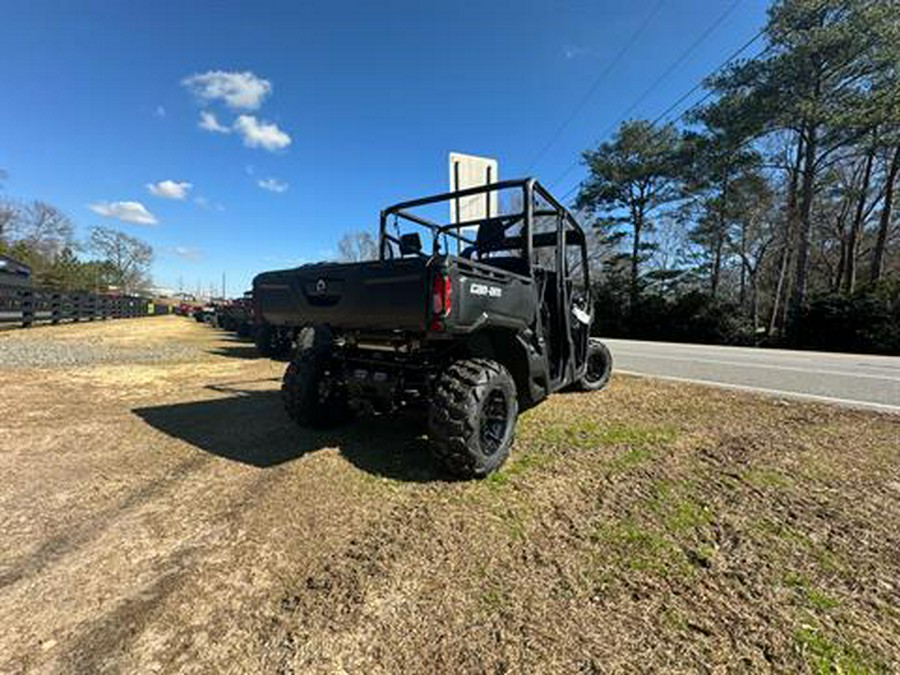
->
xmin=476 ymin=220 xmax=506 ymax=250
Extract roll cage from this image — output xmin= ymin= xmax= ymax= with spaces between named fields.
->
xmin=378 ymin=178 xmax=590 ymax=289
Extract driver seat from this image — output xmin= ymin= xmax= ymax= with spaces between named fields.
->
xmin=461 ymin=220 xmax=528 ymax=275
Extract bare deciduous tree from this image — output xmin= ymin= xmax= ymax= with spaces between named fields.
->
xmin=6 ymin=201 xmax=74 ymax=259
xmin=0 ymin=201 xmax=17 ymax=242
xmin=88 ymin=226 xmax=153 ymax=293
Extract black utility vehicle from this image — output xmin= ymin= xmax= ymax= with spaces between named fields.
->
xmin=218 ymin=291 xmax=255 ymax=338
xmin=253 ymin=179 xmax=611 ymax=477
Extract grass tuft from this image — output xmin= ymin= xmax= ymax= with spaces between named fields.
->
xmin=485 ymin=451 xmax=552 ymax=487
xmin=649 ymin=481 xmax=712 ymax=532
xmin=743 ymin=467 xmax=792 ymax=489
xmin=525 ymin=420 xmax=677 ymax=451
xmin=591 ymin=519 xmax=691 ymax=576
xmin=794 ymin=627 xmax=872 ymax=674
xmin=479 ymin=587 xmax=508 ymax=611
xmin=785 ymin=573 xmax=841 ymax=612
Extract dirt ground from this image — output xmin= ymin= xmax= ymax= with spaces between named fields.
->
xmin=1 ymin=316 xmax=898 ymax=674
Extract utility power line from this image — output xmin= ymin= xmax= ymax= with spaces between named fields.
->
xmin=648 ymin=28 xmax=766 ymax=129
xmin=548 ymin=0 xmax=743 ymax=194
xmin=522 ymin=0 xmax=665 ymax=175
xmin=556 ymin=27 xmax=769 ymax=207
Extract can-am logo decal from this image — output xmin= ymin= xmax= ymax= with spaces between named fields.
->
xmin=470 ymin=282 xmax=502 ymax=298
xmin=316 ymin=278 xmax=327 ymax=294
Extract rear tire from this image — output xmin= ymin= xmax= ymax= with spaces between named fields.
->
xmin=255 ymin=324 xmax=292 ymax=359
xmin=577 ymin=338 xmax=613 ymax=391
xmin=428 ymin=358 xmax=518 ymax=478
xmin=281 ymin=330 xmax=350 ymax=428
xmin=255 ymin=325 xmax=275 ymax=357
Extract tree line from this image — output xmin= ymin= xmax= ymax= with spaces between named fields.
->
xmin=575 ymin=0 xmax=900 ymax=354
xmin=0 ymin=174 xmax=153 ymax=294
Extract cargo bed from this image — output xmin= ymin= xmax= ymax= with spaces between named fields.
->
xmin=253 ymin=258 xmax=429 ymax=331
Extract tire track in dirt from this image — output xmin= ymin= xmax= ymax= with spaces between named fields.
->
xmin=263 ymin=496 xmax=433 ymax=674
xmin=41 ymin=458 xmax=410 ymax=674
xmin=54 ymin=466 xmax=291 ymax=674
xmin=262 ymin=460 xmax=620 ymax=673
xmin=0 ymin=455 xmax=211 ymax=590
xmin=0 ymin=412 xmax=290 ymax=670
xmin=2 ymin=453 xmax=318 ymax=673
xmin=58 ymin=547 xmax=197 ymax=675
xmin=0 ymin=456 xmax=237 ymax=673
xmin=260 ymin=453 xmax=679 ymax=672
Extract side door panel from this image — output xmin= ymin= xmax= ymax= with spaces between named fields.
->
xmin=448 ymin=261 xmax=535 ymax=333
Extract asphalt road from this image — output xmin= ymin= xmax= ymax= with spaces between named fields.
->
xmin=605 ymin=338 xmax=900 ymax=413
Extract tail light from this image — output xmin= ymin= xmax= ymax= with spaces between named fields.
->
xmin=430 ymin=273 xmax=451 ymax=330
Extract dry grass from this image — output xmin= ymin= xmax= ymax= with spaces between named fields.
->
xmin=1 ymin=316 xmax=898 ymax=673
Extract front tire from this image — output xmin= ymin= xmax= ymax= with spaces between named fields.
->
xmin=577 ymin=338 xmax=613 ymax=391
xmin=428 ymin=358 xmax=518 ymax=478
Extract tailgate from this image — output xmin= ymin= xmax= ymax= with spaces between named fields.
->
xmin=253 ymin=258 xmax=428 ymax=331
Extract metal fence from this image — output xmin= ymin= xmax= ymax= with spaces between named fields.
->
xmin=0 ymin=282 xmax=162 ymax=328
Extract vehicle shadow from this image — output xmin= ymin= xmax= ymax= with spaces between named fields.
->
xmin=216 ymin=332 xmax=254 ymax=342
xmin=207 ymin=333 xmax=293 ymax=361
xmin=207 ymin=344 xmax=262 ymax=359
xmin=132 ymin=383 xmax=444 ymax=483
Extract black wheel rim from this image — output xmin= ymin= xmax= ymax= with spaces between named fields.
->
xmin=480 ymin=389 xmax=509 ymax=456
xmin=316 ymin=368 xmax=336 ymax=403
xmin=585 ymin=349 xmax=606 ymax=383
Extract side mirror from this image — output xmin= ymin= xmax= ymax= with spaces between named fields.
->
xmin=399 ymin=232 xmax=423 ymax=256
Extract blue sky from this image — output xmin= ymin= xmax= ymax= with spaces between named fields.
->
xmin=1 ymin=0 xmax=768 ymax=296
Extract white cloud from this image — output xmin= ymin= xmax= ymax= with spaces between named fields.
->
xmin=155 ymin=105 xmax=166 ymax=118
xmin=198 ymin=110 xmax=231 ymax=134
xmin=234 ymin=115 xmax=291 ymax=151
xmin=563 ymin=45 xmax=591 ymax=59
xmin=88 ymin=201 xmax=158 ymax=225
xmin=194 ymin=196 xmax=225 ymax=211
xmin=258 ymin=177 xmax=289 ymax=193
xmin=182 ymin=70 xmax=272 ymax=110
xmin=147 ymin=180 xmax=192 ymax=200
xmin=173 ymin=246 xmax=201 ymax=261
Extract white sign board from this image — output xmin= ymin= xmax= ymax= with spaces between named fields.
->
xmin=449 ymin=152 xmax=498 ymax=224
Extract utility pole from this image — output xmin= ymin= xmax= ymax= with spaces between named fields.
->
xmin=222 ymin=271 xmax=226 ymax=300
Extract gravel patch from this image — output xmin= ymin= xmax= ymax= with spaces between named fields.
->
xmin=0 ymin=338 xmax=201 ymax=368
